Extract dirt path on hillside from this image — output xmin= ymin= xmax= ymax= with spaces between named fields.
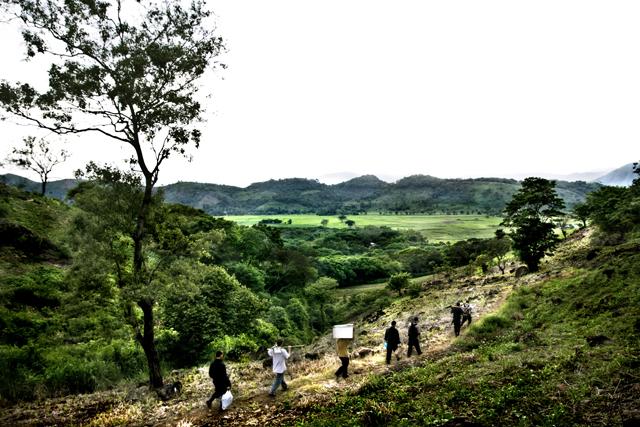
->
xmin=0 ymin=270 xmax=525 ymax=427
xmin=155 ymin=273 xmax=517 ymax=427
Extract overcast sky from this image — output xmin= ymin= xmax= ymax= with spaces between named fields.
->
xmin=1 ymin=0 xmax=638 ymax=187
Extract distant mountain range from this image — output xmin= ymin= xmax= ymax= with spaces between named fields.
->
xmin=595 ymin=163 xmax=636 ymax=187
xmin=1 ymin=172 xmax=606 ymax=216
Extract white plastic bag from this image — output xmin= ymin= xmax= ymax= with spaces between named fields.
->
xmin=221 ymin=390 xmax=233 ymax=410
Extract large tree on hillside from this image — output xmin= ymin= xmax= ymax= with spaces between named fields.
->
xmin=501 ymin=177 xmax=565 ymax=272
xmin=0 ymin=0 xmax=224 ymax=388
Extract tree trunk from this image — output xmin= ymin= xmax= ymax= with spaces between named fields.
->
xmin=138 ymin=298 xmax=163 ymax=388
xmin=132 ymin=177 xmax=163 ymax=388
xmin=41 ymin=179 xmax=46 ymax=196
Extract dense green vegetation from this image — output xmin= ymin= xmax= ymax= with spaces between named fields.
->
xmin=0 ymin=179 xmax=514 ymax=403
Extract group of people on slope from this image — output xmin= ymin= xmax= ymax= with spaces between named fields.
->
xmin=383 ymin=317 xmax=423 ymax=364
xmin=450 ymin=301 xmax=473 ymax=337
xmin=205 ymin=302 xmax=474 ymax=410
xmin=383 ymin=302 xmax=473 ymax=363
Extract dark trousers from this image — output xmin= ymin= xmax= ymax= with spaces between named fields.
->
xmin=454 ymin=320 xmax=462 ymax=336
xmin=386 ymin=345 xmax=398 ymax=364
xmin=206 ymin=383 xmax=225 ymax=408
xmin=407 ymin=339 xmax=422 ymax=356
xmin=335 ymin=357 xmax=350 ymax=378
xmin=461 ymin=314 xmax=472 ymax=327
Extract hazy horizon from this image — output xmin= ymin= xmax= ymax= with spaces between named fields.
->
xmin=2 ymin=164 xmax=627 ymax=188
xmin=1 ymin=1 xmax=638 ymax=187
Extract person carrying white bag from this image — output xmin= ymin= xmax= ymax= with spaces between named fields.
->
xmin=220 ymin=388 xmax=233 ymax=411
xmin=206 ymin=351 xmax=232 ymax=410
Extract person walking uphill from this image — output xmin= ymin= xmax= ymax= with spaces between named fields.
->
xmin=451 ymin=302 xmax=464 ymax=337
xmin=335 ymin=338 xmax=352 ymax=379
xmin=407 ymin=317 xmax=422 ymax=357
xmin=461 ymin=301 xmax=473 ymax=328
xmin=206 ymin=351 xmax=231 ymax=410
xmin=268 ymin=340 xmax=291 ymax=397
xmin=384 ymin=320 xmax=401 ymax=364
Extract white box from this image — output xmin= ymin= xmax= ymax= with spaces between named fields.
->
xmin=333 ymin=323 xmax=354 ymax=339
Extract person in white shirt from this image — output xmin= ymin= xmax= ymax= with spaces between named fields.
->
xmin=268 ymin=339 xmax=291 ymax=397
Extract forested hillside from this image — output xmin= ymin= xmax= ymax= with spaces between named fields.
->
xmin=1 ymin=179 xmax=516 ymax=405
xmin=1 ymin=172 xmax=638 ymax=425
xmin=1 ymin=173 xmax=601 ymax=215
xmin=1 ymin=168 xmax=637 ymax=426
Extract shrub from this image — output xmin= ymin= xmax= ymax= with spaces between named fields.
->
xmin=387 ymin=272 xmax=411 ymax=296
xmin=106 ymin=341 xmax=147 ymax=379
xmin=0 ymin=345 xmax=43 ymax=402
xmin=207 ymin=334 xmax=259 ymax=361
xmin=249 ymin=319 xmax=280 ymax=349
xmin=406 ymin=281 xmax=423 ymax=297
xmin=44 ymin=361 xmax=97 ymax=395
xmin=470 ymin=315 xmax=512 ymax=339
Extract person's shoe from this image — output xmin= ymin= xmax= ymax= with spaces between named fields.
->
xmin=206 ymin=400 xmax=212 ymax=409
xmin=281 ymin=383 xmax=288 ymax=391
xmin=268 ymin=393 xmax=276 ymax=398
xmin=343 ymin=374 xmax=349 ymax=379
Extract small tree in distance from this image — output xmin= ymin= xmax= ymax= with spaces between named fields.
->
xmin=387 ymin=272 xmax=411 ymax=296
xmin=488 ymin=228 xmax=511 ymax=274
xmin=5 ymin=136 xmax=69 ymax=195
xmin=572 ymin=203 xmax=590 ymax=228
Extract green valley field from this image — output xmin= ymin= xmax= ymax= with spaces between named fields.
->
xmin=223 ymin=214 xmax=503 ymax=242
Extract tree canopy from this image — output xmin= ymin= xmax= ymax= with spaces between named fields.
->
xmin=0 ymin=0 xmax=224 ymax=388
xmin=501 ymin=177 xmax=565 ymax=272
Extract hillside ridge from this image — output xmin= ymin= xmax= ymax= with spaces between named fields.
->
xmin=1 ymin=172 xmax=601 ymax=216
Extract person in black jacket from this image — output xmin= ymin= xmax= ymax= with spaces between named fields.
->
xmin=451 ymin=302 xmax=464 ymax=337
xmin=206 ymin=351 xmax=231 ymax=410
xmin=384 ymin=320 xmax=401 ymax=364
xmin=407 ymin=317 xmax=422 ymax=357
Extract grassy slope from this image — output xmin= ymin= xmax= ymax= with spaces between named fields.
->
xmin=223 ymin=214 xmax=503 ymax=242
xmin=2 ymin=229 xmax=637 ymax=426
xmin=292 ymin=231 xmax=640 ymax=426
